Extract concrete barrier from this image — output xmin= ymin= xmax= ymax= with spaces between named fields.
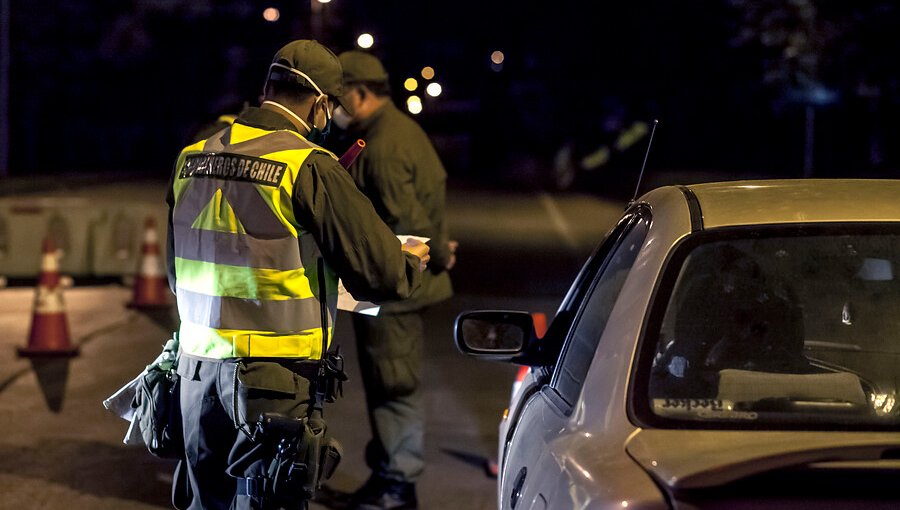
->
xmin=91 ymin=206 xmax=168 ymax=277
xmin=0 ymin=185 xmax=167 ymax=278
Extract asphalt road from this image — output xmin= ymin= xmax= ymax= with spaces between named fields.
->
xmin=0 ymin=180 xmax=623 ymax=509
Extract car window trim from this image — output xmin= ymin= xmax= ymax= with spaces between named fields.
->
xmin=677 ymin=185 xmax=704 ymax=232
xmin=547 ymin=206 xmax=652 ymax=412
xmin=532 ymin=213 xmax=638 ymax=367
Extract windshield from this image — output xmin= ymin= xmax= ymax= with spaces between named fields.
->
xmin=644 ymin=228 xmax=900 ymax=429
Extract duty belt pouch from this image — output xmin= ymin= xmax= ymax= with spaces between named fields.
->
xmin=132 ymin=335 xmax=183 ymax=459
xmin=319 ymin=435 xmax=343 ymax=482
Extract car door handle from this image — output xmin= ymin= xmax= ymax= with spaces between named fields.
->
xmin=510 ymin=466 xmax=527 ymax=509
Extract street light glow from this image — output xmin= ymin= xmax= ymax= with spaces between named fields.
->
xmin=407 ymin=95 xmax=423 ymax=115
xmin=404 ymin=78 xmax=418 ymax=91
xmin=421 ymin=66 xmax=435 ymax=80
xmin=425 ymin=82 xmax=442 ymax=97
xmin=357 ymin=33 xmax=374 ymax=49
xmin=491 ymin=50 xmax=505 ymax=65
xmin=316 ymin=0 xmax=332 ymax=3
xmin=262 ymin=7 xmax=280 ymax=22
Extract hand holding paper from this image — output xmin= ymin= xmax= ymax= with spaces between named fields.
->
xmin=337 ymin=235 xmax=431 ymax=316
xmin=400 ymin=236 xmax=430 ymax=272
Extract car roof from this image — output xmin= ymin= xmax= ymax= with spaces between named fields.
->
xmin=675 ymin=179 xmax=900 ymax=229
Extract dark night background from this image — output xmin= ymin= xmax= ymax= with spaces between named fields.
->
xmin=4 ymin=0 xmax=900 ymax=191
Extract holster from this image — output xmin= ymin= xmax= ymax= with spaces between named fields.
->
xmin=253 ymin=412 xmax=342 ymax=505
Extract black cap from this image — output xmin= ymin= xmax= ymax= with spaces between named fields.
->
xmin=339 ymin=50 xmax=389 ymax=85
xmin=267 ymin=40 xmax=354 ymax=115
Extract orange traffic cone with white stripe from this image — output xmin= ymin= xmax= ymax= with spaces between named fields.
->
xmin=17 ymin=238 xmax=78 ymax=358
xmin=127 ymin=217 xmax=170 ymax=309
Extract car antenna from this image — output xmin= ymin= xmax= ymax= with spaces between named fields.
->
xmin=628 ymin=119 xmax=659 ymax=208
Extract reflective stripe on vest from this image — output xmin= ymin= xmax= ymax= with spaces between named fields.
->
xmin=172 ymin=123 xmax=338 ymax=360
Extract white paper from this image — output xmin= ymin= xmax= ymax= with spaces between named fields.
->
xmin=103 ymin=370 xmax=149 ymax=445
xmin=103 ymin=371 xmax=145 ymax=422
xmin=397 ymin=235 xmax=430 ymax=244
xmin=337 ymin=279 xmax=380 ymax=316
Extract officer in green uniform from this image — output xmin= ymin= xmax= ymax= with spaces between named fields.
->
xmin=165 ymin=40 xmax=430 ymax=510
xmin=331 ymin=51 xmax=454 ymax=510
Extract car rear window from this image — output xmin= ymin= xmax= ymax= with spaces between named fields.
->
xmin=643 ymin=227 xmax=900 ymax=429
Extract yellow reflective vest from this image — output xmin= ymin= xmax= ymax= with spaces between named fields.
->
xmin=172 ymin=122 xmax=338 ymax=360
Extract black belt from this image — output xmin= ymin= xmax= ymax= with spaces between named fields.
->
xmin=279 ymin=359 xmax=326 ymax=379
xmin=228 ymin=358 xmax=323 ymax=379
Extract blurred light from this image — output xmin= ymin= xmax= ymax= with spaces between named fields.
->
xmin=425 ymin=82 xmax=442 ymax=97
xmin=403 ymin=78 xmax=418 ymax=92
xmin=316 ymin=0 xmax=332 ymax=3
xmin=621 ymin=502 xmax=629 ymax=508
xmin=262 ymin=7 xmax=280 ymax=22
xmin=872 ymin=393 xmax=896 ymax=415
xmin=421 ymin=66 xmax=435 ymax=80
xmin=357 ymin=33 xmax=374 ymax=49
xmin=406 ymin=96 xmax=423 ymax=115
xmin=491 ymin=50 xmax=505 ymax=65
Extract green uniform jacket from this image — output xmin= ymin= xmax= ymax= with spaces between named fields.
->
xmin=347 ymin=101 xmax=453 ymax=313
xmin=167 ymin=107 xmax=423 ymax=314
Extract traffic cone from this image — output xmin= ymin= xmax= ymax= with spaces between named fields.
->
xmin=531 ymin=312 xmax=548 ymax=339
xmin=510 ymin=312 xmax=548 ymax=398
xmin=17 ymin=237 xmax=78 ymax=358
xmin=128 ymin=217 xmax=170 ymax=309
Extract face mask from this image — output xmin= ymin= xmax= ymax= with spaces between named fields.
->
xmin=261 ymin=98 xmax=331 ymax=144
xmin=306 ymin=98 xmax=333 ymax=144
xmin=333 ymin=106 xmax=353 ymax=130
xmin=306 ymin=117 xmax=332 ymax=145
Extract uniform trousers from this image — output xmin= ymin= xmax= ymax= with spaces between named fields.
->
xmin=172 ymin=355 xmax=317 ymax=510
xmin=352 ymin=310 xmax=425 ymax=483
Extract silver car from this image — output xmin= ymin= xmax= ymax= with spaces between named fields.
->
xmin=457 ymin=180 xmax=900 ymax=510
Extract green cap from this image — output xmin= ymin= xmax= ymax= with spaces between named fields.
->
xmin=339 ymin=50 xmax=389 ymax=85
xmin=267 ymin=40 xmax=354 ymax=114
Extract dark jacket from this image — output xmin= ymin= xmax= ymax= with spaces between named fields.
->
xmin=346 ymin=100 xmax=453 ymax=312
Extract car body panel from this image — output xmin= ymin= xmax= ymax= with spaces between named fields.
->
xmin=625 ymin=429 xmax=900 ymax=490
xmin=689 ymin=179 xmax=900 ymax=228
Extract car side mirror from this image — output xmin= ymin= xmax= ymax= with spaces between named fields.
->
xmin=454 ymin=310 xmax=536 ymax=361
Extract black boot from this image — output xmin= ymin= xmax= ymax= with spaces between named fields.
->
xmin=350 ymin=476 xmax=417 ymax=510
xmin=313 ymin=484 xmax=355 ymax=509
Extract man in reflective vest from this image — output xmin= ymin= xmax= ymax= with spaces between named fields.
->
xmin=165 ymin=39 xmax=430 ymax=510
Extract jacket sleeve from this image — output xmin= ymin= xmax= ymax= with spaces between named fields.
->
xmin=362 ymin=154 xmax=452 ymax=271
xmin=293 ymin=152 xmax=422 ymax=303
